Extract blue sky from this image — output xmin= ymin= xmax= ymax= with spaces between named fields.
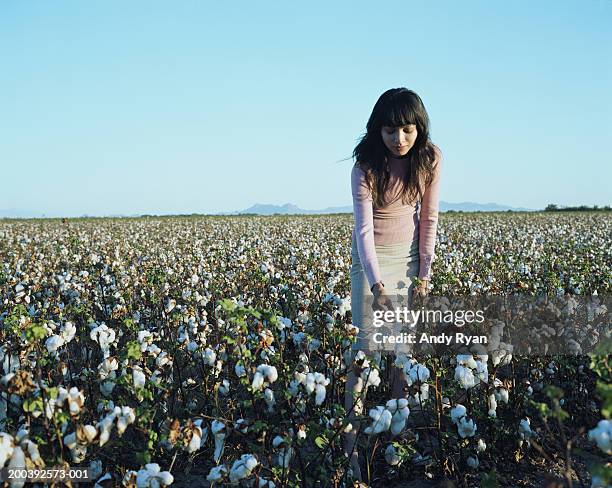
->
xmin=1 ymin=0 xmax=610 ymax=217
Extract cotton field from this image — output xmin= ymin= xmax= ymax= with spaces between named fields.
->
xmin=0 ymin=212 xmax=610 ymax=487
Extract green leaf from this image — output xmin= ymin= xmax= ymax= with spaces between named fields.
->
xmin=314 ymin=435 xmax=328 ymax=449
xmin=25 ymin=322 xmax=46 ymax=342
xmin=126 ymin=340 xmax=142 ymax=360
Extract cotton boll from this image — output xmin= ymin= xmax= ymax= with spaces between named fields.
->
xmin=252 ymin=371 xmax=265 ymax=391
xmin=218 ymin=379 xmax=230 ymax=396
xmin=132 ymin=367 xmax=146 ymax=389
xmin=314 ymin=384 xmax=326 ymax=405
xmin=488 ymin=394 xmax=497 ymax=418
xmin=588 ymin=419 xmax=611 ymax=454
xmin=451 ymin=404 xmax=467 ymax=424
xmin=235 ymin=363 xmax=246 ymax=377
xmin=455 ymin=365 xmax=476 ymax=389
xmin=364 ymin=407 xmax=393 ymax=435
xmin=212 ymin=420 xmax=226 ymax=463
xmin=466 ymin=455 xmax=479 ymax=468
xmin=477 ymin=438 xmax=487 ymax=452
xmin=202 ymin=348 xmax=216 ymax=366
xmin=206 ymin=465 xmax=228 ymax=483
xmin=494 ymin=388 xmax=509 ymax=404
xmin=385 ymin=444 xmax=400 ymax=465
xmin=518 ymin=417 xmax=533 ymax=440
xmin=0 ymin=433 xmax=15 ymax=466
xmin=264 ymin=388 xmax=276 ymax=411
xmin=457 ymin=417 xmax=477 ymax=438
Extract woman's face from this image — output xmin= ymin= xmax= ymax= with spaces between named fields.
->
xmin=381 ymin=124 xmax=418 ymax=157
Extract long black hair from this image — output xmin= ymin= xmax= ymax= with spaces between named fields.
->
xmin=353 ymin=88 xmax=441 ymax=208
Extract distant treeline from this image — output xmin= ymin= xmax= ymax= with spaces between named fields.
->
xmin=545 ymin=204 xmax=611 ymax=212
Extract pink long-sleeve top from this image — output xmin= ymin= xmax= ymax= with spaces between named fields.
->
xmin=351 ymin=149 xmax=442 ymax=288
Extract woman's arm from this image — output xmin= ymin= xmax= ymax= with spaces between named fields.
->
xmin=418 ymin=147 xmax=443 ymax=280
xmin=351 ymin=164 xmax=383 ymax=290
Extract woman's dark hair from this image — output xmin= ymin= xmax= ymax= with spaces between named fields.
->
xmin=353 ymin=88 xmax=441 ymax=208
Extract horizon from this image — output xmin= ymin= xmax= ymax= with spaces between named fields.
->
xmin=1 ymin=1 xmax=610 ymax=215
xmin=2 ymin=200 xmax=610 ymax=220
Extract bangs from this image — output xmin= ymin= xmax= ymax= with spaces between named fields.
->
xmin=380 ymin=99 xmax=418 ymax=127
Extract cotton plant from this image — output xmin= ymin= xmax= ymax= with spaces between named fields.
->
xmin=263 ymin=387 xmax=275 ymax=412
xmin=454 ymin=354 xmax=488 ymax=390
xmin=272 ymin=435 xmax=294 ymax=468
xmin=518 ymin=417 xmax=535 ymax=446
xmin=588 ymin=419 xmax=611 ymax=454
xmin=211 ymin=420 xmax=226 ymax=463
xmin=228 ymin=453 xmax=259 ymax=483
xmin=251 ymin=364 xmax=278 ymax=392
xmin=450 ymin=404 xmax=477 ymax=438
xmin=291 ymin=369 xmax=331 ymax=405
xmin=133 ymin=463 xmax=174 ymax=487
xmin=386 ymin=398 xmax=410 ymax=436
xmin=89 ymin=322 xmax=116 ymax=358
xmin=64 ymin=425 xmax=98 ymax=462
xmin=183 ymin=419 xmax=208 ymax=454
xmin=493 ymin=378 xmax=510 ymax=405
xmin=96 ymin=406 xmax=136 ymax=447
xmin=206 ymin=465 xmax=228 ymax=483
xmin=385 ymin=443 xmax=401 ymax=466
xmin=363 ymin=406 xmax=393 ymax=435
xmin=0 ymin=431 xmax=45 ymax=476
xmin=132 ymin=365 xmax=147 ymax=389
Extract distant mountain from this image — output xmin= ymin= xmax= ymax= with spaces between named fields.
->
xmin=1 ymin=201 xmax=536 ymax=219
xmin=218 ymin=201 xmax=535 ymax=215
xmin=440 ymin=201 xmax=534 ymax=212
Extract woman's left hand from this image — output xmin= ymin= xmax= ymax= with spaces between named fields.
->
xmin=413 ymin=279 xmax=429 ymax=298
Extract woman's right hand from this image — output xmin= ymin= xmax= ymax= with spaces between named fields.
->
xmin=371 ymin=283 xmax=393 ymax=312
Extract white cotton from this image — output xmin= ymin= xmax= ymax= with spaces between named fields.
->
xmin=475 ymin=360 xmax=488 ymax=383
xmin=588 ymin=419 xmax=611 ymax=454
xmin=477 ymin=438 xmax=487 ymax=453
xmin=314 ymin=384 xmax=326 ymax=405
xmin=456 ymin=354 xmax=478 ymax=369
xmin=252 ymin=371 xmax=265 ymax=391
xmin=97 ymin=413 xmax=115 ymax=447
xmin=8 ymin=446 xmax=27 ymax=487
xmin=45 ymin=335 xmax=65 ymax=356
xmin=276 ymin=447 xmax=294 ymax=468
xmin=218 ymin=379 xmax=230 ymax=396
xmin=264 ymin=388 xmax=276 ymax=411
xmin=518 ymin=417 xmax=532 ymax=440
xmin=0 ymin=433 xmax=15 ymax=466
xmin=488 ymin=394 xmax=498 ymax=418
xmin=451 ymin=404 xmax=467 ymax=424
xmin=408 ymin=364 xmax=430 ymax=383
xmin=135 ymin=463 xmax=174 ymax=487
xmin=235 ymin=363 xmax=246 ymax=377
xmin=212 ymin=420 xmax=226 ymax=463
xmin=133 ymin=367 xmax=146 ymax=389
xmin=206 ymin=465 xmax=228 ymax=483
xmin=229 ymin=454 xmax=258 ymax=483
xmin=385 ymin=443 xmax=400 ymax=465
xmin=116 ymin=406 xmax=135 ymax=435
xmin=457 ymin=417 xmax=477 ymax=438
xmin=364 ymin=406 xmax=393 ymax=435
xmin=494 ymin=387 xmax=509 ymax=404
xmin=202 ymin=348 xmax=216 ymax=366
xmin=455 ymin=365 xmax=476 ymax=390
xmin=361 ymin=367 xmax=381 ymax=388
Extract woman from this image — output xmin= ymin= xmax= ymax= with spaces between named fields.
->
xmin=344 ymin=87 xmax=442 ymax=481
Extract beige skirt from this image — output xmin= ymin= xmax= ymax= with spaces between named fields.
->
xmin=350 ymin=234 xmax=420 ymax=353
